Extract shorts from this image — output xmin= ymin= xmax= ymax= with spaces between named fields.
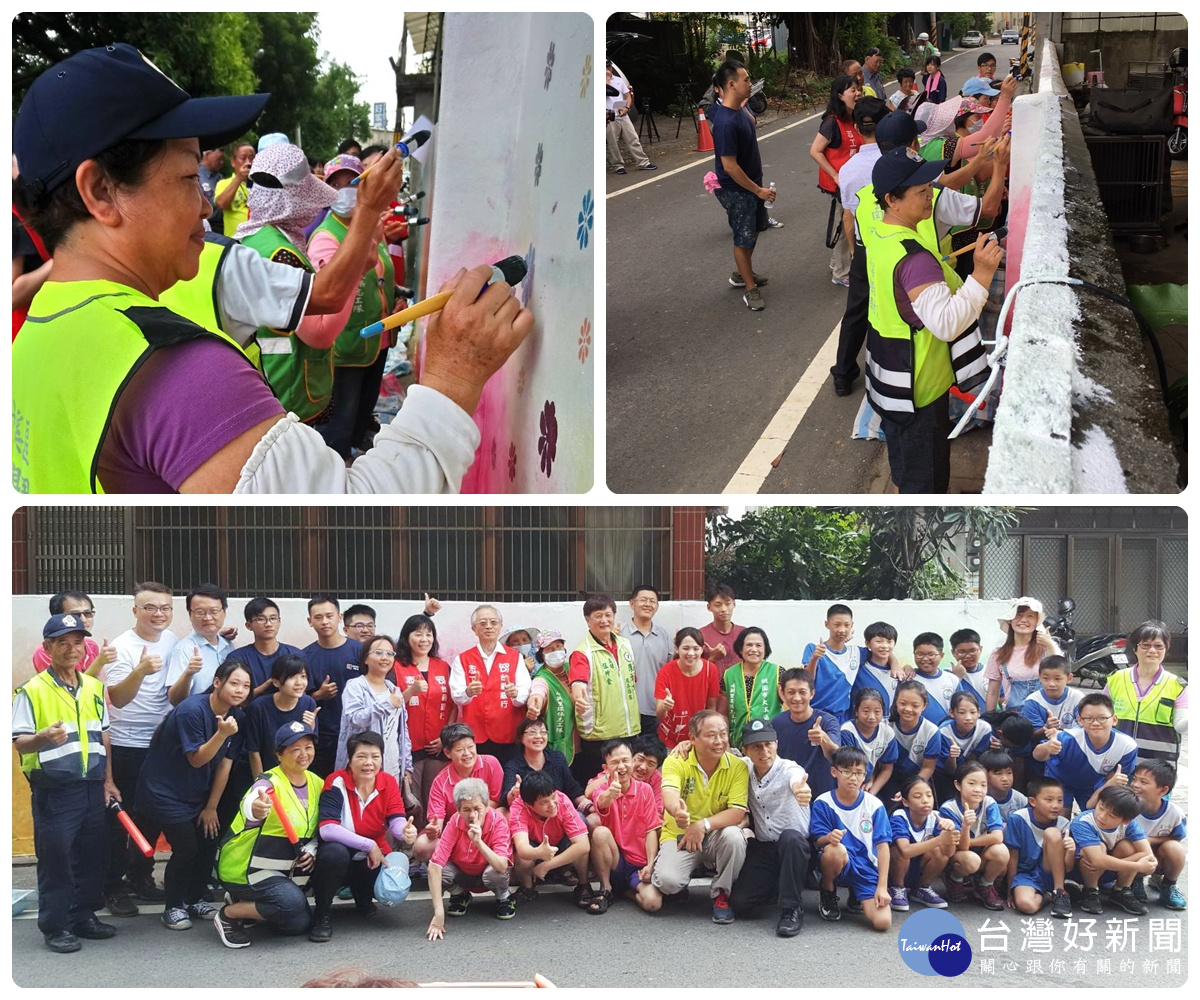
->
xmin=1012 ymin=869 xmax=1053 ymax=894
xmin=714 ymin=185 xmax=768 ymax=250
xmin=612 ymin=851 xmax=643 ymax=892
xmin=818 ymin=846 xmax=880 ymax=902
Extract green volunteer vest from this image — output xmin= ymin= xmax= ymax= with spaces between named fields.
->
xmin=239 ymin=226 xmax=331 ymax=422
xmin=722 ymin=661 xmax=783 ymax=746
xmin=14 ymin=670 xmax=107 ymax=785
xmin=216 ymin=766 xmax=323 ymax=887
xmin=159 ymin=236 xmax=264 ymax=373
xmin=532 ymin=665 xmax=576 ymax=764
xmin=12 ymin=278 xmax=263 ymax=494
xmin=574 ymin=632 xmax=640 ymax=741
xmin=313 ymin=212 xmax=394 ymax=368
xmin=1107 ymin=669 xmax=1185 ymax=761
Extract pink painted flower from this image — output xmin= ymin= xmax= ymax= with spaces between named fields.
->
xmin=538 ymin=400 xmax=558 ymax=478
xmin=490 ymin=437 xmax=497 ymax=470
xmin=508 ymin=443 xmax=517 ymax=482
xmin=578 ymin=317 xmax=591 ymax=363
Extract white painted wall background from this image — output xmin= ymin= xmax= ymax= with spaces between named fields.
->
xmin=13 ymin=596 xmax=1021 ymax=687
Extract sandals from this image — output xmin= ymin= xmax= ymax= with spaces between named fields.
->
xmin=557 ymin=867 xmax=580 ymax=887
xmin=514 ymin=886 xmax=539 ymax=905
xmin=586 ymin=888 xmax=613 ymax=915
xmin=573 ymin=884 xmax=595 ymax=909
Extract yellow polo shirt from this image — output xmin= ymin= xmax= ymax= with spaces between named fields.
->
xmin=660 ymin=749 xmax=749 ymax=840
xmin=215 ymin=177 xmax=250 ymax=237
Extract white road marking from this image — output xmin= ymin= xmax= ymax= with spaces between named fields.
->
xmin=722 ymin=321 xmax=845 ymax=494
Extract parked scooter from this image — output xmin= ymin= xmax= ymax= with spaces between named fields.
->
xmin=698 ymin=77 xmax=768 ymax=115
xmin=1043 ymin=599 xmax=1130 ymax=688
xmin=1169 ymin=46 xmax=1187 ymax=159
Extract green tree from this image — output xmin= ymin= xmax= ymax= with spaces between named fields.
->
xmin=251 ymin=13 xmax=321 ymax=143
xmin=302 ymin=61 xmax=372 ymax=159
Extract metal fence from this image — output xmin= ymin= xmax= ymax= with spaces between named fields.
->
xmin=1060 ymin=13 xmax=1187 ymax=33
xmin=20 ymin=507 xmax=676 ymax=601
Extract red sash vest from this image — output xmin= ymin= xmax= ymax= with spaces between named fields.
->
xmin=459 ymin=646 xmax=524 ymax=744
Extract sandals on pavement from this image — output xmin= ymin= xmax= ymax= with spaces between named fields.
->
xmin=573 ymin=884 xmax=595 ymax=909
xmin=586 ymin=888 xmax=613 ymax=915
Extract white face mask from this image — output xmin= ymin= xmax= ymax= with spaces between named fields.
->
xmin=967 ymin=118 xmax=984 ymax=134
xmin=331 ymin=186 xmax=357 ymax=218
xmin=543 ymin=650 xmax=567 ymax=668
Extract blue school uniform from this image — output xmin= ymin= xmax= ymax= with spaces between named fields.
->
xmin=1069 ymin=809 xmax=1148 ymax=887
xmin=892 ymin=717 xmax=945 ymax=784
xmin=992 ymin=787 xmax=1028 ymax=825
xmin=1005 ymin=805 xmax=1070 ymax=892
xmin=939 ymin=795 xmax=1004 ymax=841
xmin=839 ymin=719 xmax=899 ymax=780
xmin=890 ymin=808 xmax=944 ymax=887
xmin=1043 ymin=728 xmax=1139 ymax=813
xmin=957 ymin=667 xmax=989 ymax=711
xmin=851 ymin=659 xmax=899 ymax=716
xmin=911 ymin=668 xmax=961 ymax=726
xmin=1138 ymin=798 xmax=1187 ymax=841
xmin=937 ymin=718 xmax=994 ymax=772
xmin=805 ymin=642 xmax=867 ymax=722
xmin=812 ymin=789 xmax=892 ymax=900
xmin=1020 ymin=686 xmax=1085 ymax=732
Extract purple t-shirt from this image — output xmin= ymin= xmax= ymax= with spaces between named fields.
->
xmin=894 ymin=250 xmax=948 ymax=329
xmin=98 ymin=337 xmax=284 ymax=492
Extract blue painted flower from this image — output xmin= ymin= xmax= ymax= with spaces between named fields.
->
xmin=576 ymin=190 xmax=593 ymax=249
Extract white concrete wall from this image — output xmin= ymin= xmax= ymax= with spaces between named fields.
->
xmin=13 ymin=595 xmax=1022 ymax=686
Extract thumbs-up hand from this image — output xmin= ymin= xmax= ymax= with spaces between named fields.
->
xmin=827 ymin=827 xmax=844 ymax=845
xmin=792 ymin=780 xmax=811 ymax=807
xmin=808 ymin=716 xmax=826 ymax=745
xmin=423 ymin=593 xmax=441 ymax=616
xmin=136 ymin=646 xmax=163 ymax=676
xmin=313 ymin=675 xmax=338 ymax=700
xmin=503 ymin=680 xmax=519 ymax=701
xmin=526 ymin=694 xmax=544 ymax=720
xmin=414 ymin=676 xmax=428 ymax=694
xmin=465 ymin=678 xmax=484 ymax=697
xmin=1045 ymin=730 xmax=1062 ymax=756
xmin=1044 ymin=711 xmax=1061 ymax=734
xmin=1106 ymin=764 xmax=1127 ymax=787
xmin=185 ymin=645 xmax=204 ymax=675
xmin=250 ymin=786 xmax=272 ymax=821
xmin=1062 ymin=833 xmax=1075 ymax=856
xmin=962 ymin=808 xmax=977 ymax=829
xmin=948 ymin=743 xmax=961 ymax=761
xmin=97 ymin=637 xmax=117 ymax=667
xmin=672 ymin=801 xmax=691 ymax=827
xmin=401 ymin=817 xmax=418 ymax=845
xmin=709 ymin=642 xmax=727 ymax=661
xmin=301 ymin=705 xmax=320 ymax=730
xmin=43 ymin=720 xmax=69 ymax=747
xmin=661 ymin=687 xmax=675 ymax=711
xmin=216 ymin=712 xmax=239 ymax=738
xmin=507 ymin=773 xmax=522 ymax=806
xmin=813 ymin=639 xmax=828 ymax=660
xmin=537 ymin=840 xmax=559 ymax=862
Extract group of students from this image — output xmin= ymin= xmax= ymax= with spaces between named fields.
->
xmin=14 ymin=583 xmax=1186 ymax=955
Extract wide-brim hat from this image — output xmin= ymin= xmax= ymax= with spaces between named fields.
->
xmin=501 ymin=625 xmax=541 ymax=647
xmin=535 ymin=628 xmax=565 ymax=650
xmin=917 ymin=98 xmax=965 ymax=144
xmin=997 ymin=597 xmax=1045 ymax=632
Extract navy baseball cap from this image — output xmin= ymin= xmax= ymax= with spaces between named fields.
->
xmin=275 ymin=721 xmax=316 ymax=750
xmin=741 ymin=718 xmax=779 ymax=746
xmin=872 ymin=146 xmax=946 ymax=201
xmin=15 ymin=43 xmax=270 ymax=198
xmin=43 ymin=613 xmax=92 ymax=639
xmin=875 ymin=111 xmax=927 ymax=149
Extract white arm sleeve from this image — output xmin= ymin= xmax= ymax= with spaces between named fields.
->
xmin=910 ymin=276 xmax=989 ymax=343
xmin=233 ymin=385 xmax=480 ymax=494
xmin=216 ymin=242 xmax=312 ymax=343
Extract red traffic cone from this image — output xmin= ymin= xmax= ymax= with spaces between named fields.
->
xmin=697 ymin=109 xmax=714 ymax=152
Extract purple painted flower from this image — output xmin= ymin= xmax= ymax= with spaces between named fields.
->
xmin=538 ymin=400 xmax=558 ymax=478
xmin=508 ymin=443 xmax=518 ymax=482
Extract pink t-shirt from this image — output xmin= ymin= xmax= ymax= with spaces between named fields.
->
xmin=983 ymin=642 xmax=1051 ymax=696
xmin=698 ymin=623 xmax=745 ymax=671
xmin=431 ymin=808 xmax=511 ymax=875
xmin=426 ymin=754 xmax=504 ymax=822
xmin=594 ymin=767 xmax=662 ymax=820
xmin=508 ymin=791 xmax=586 ymax=846
xmin=593 ymin=778 xmax=661 ymax=866
xmin=33 ymin=637 xmax=100 ymax=673
xmin=303 ymin=228 xmax=372 ymax=348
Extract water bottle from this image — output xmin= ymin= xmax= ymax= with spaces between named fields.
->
xmin=769 ymin=181 xmax=776 ymax=203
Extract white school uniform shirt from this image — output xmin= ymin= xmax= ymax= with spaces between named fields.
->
xmin=1137 ymin=799 xmax=1187 ymax=840
xmin=106 ymin=628 xmax=180 ymax=748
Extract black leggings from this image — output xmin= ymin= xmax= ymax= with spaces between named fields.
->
xmin=158 ymin=817 xmax=220 ymax=910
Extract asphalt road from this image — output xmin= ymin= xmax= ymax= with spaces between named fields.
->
xmin=606 ymin=49 xmax=978 ymax=495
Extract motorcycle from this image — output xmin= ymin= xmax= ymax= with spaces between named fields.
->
xmin=1043 ymin=599 xmax=1130 ymax=688
xmin=698 ymin=77 xmax=768 ymax=116
xmin=1169 ymin=46 xmax=1187 ymax=159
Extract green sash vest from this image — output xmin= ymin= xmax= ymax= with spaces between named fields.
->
xmin=532 ymin=665 xmax=576 ymax=764
xmin=574 ymin=632 xmax=640 ymax=741
xmin=13 ymin=278 xmax=263 ymax=494
xmin=216 ymin=766 xmax=323 ymax=887
xmin=313 ymin=212 xmax=394 ymax=368
xmin=722 ymin=661 xmax=782 ymax=746
xmin=159 ymin=235 xmax=264 ymax=373
xmin=14 ymin=670 xmax=107 ymax=785
xmin=240 ymin=226 xmax=331 ymax=422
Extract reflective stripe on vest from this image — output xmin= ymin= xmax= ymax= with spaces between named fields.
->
xmin=159 ymin=235 xmax=264 ymax=373
xmin=14 ymin=671 xmax=107 ymax=785
xmin=216 ymin=767 xmax=323 ymax=887
xmin=1107 ymin=669 xmax=1184 ymax=761
xmin=575 ymin=634 xmax=639 ymax=741
xmin=240 ymin=226 xmax=332 ymax=421
xmin=13 ymin=279 xmax=262 ymax=493
xmin=313 ymin=213 xmax=394 ymax=368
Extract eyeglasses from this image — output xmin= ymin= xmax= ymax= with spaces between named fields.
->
xmin=1078 ymin=715 xmax=1113 ymax=725
xmin=474 ymin=619 xmax=502 ymax=627
xmin=74 ymin=610 xmax=97 ymax=618
xmin=1137 ymin=642 xmax=1167 ymax=652
xmin=250 ymin=616 xmax=281 ymax=625
xmin=369 ymin=649 xmax=397 ymax=660
xmin=192 ymin=608 xmax=225 ymax=620
xmin=346 ymin=622 xmax=376 ymax=631
xmin=836 ymin=768 xmax=867 ymax=779
xmin=136 ymin=604 xmax=172 ymax=614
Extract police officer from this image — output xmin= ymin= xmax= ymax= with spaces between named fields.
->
xmin=12 ymin=613 xmax=120 ymax=952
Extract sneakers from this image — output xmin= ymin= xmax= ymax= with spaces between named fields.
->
xmin=832 ymin=275 xmax=850 ymax=287
xmin=776 ymin=906 xmax=803 ymax=937
xmin=162 ymin=907 xmax=192 ymax=930
xmin=743 ymin=287 xmax=765 ymax=311
xmin=911 ymin=886 xmax=949 ymax=909
xmin=712 ymin=890 xmax=734 ymax=924
xmin=187 ymin=900 xmax=218 ymax=920
xmin=309 ymin=913 xmax=333 ymax=943
xmin=447 ymin=892 xmax=471 ymax=917
xmin=1161 ymin=884 xmax=1187 ymax=910
xmin=1108 ymin=886 xmax=1148 ymax=915
xmin=1051 ymin=888 xmax=1073 ymax=919
xmin=494 ymin=895 xmax=517 ymax=920
xmin=72 ymin=917 xmax=117 ymax=939
xmin=729 ymin=270 xmax=769 ymax=288
xmin=213 ymin=907 xmax=251 ymax=949
xmin=1131 ymin=874 xmax=1148 ymax=902
xmin=336 ymin=885 xmax=354 ymax=900
xmin=944 ymin=877 xmax=972 ymax=904
xmin=614 ymin=166 xmax=627 ymax=175
xmin=105 ymin=890 xmax=139 ymax=918
xmin=1079 ymin=887 xmax=1104 ymax=915
xmin=888 ymin=886 xmax=910 ymax=911
xmin=819 ymin=889 xmax=841 ymax=922
xmin=846 ymin=894 xmax=863 ymax=915
xmin=977 ymin=882 xmax=1005 ymax=911
xmin=128 ymin=877 xmax=166 ymax=902
xmin=639 ymin=163 xmax=658 ymax=170
xmin=766 ymin=217 xmax=784 ymax=228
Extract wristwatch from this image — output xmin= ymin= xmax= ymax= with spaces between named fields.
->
xmin=703 ymin=818 xmax=712 ymax=833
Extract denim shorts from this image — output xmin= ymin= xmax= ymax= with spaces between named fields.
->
xmin=714 ymin=185 xmax=768 ymax=249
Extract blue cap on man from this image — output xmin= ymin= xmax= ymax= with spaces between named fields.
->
xmin=43 ymin=613 xmax=92 ymax=639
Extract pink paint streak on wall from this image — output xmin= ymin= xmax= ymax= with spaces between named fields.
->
xmin=423 ymin=13 xmax=594 ymax=493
